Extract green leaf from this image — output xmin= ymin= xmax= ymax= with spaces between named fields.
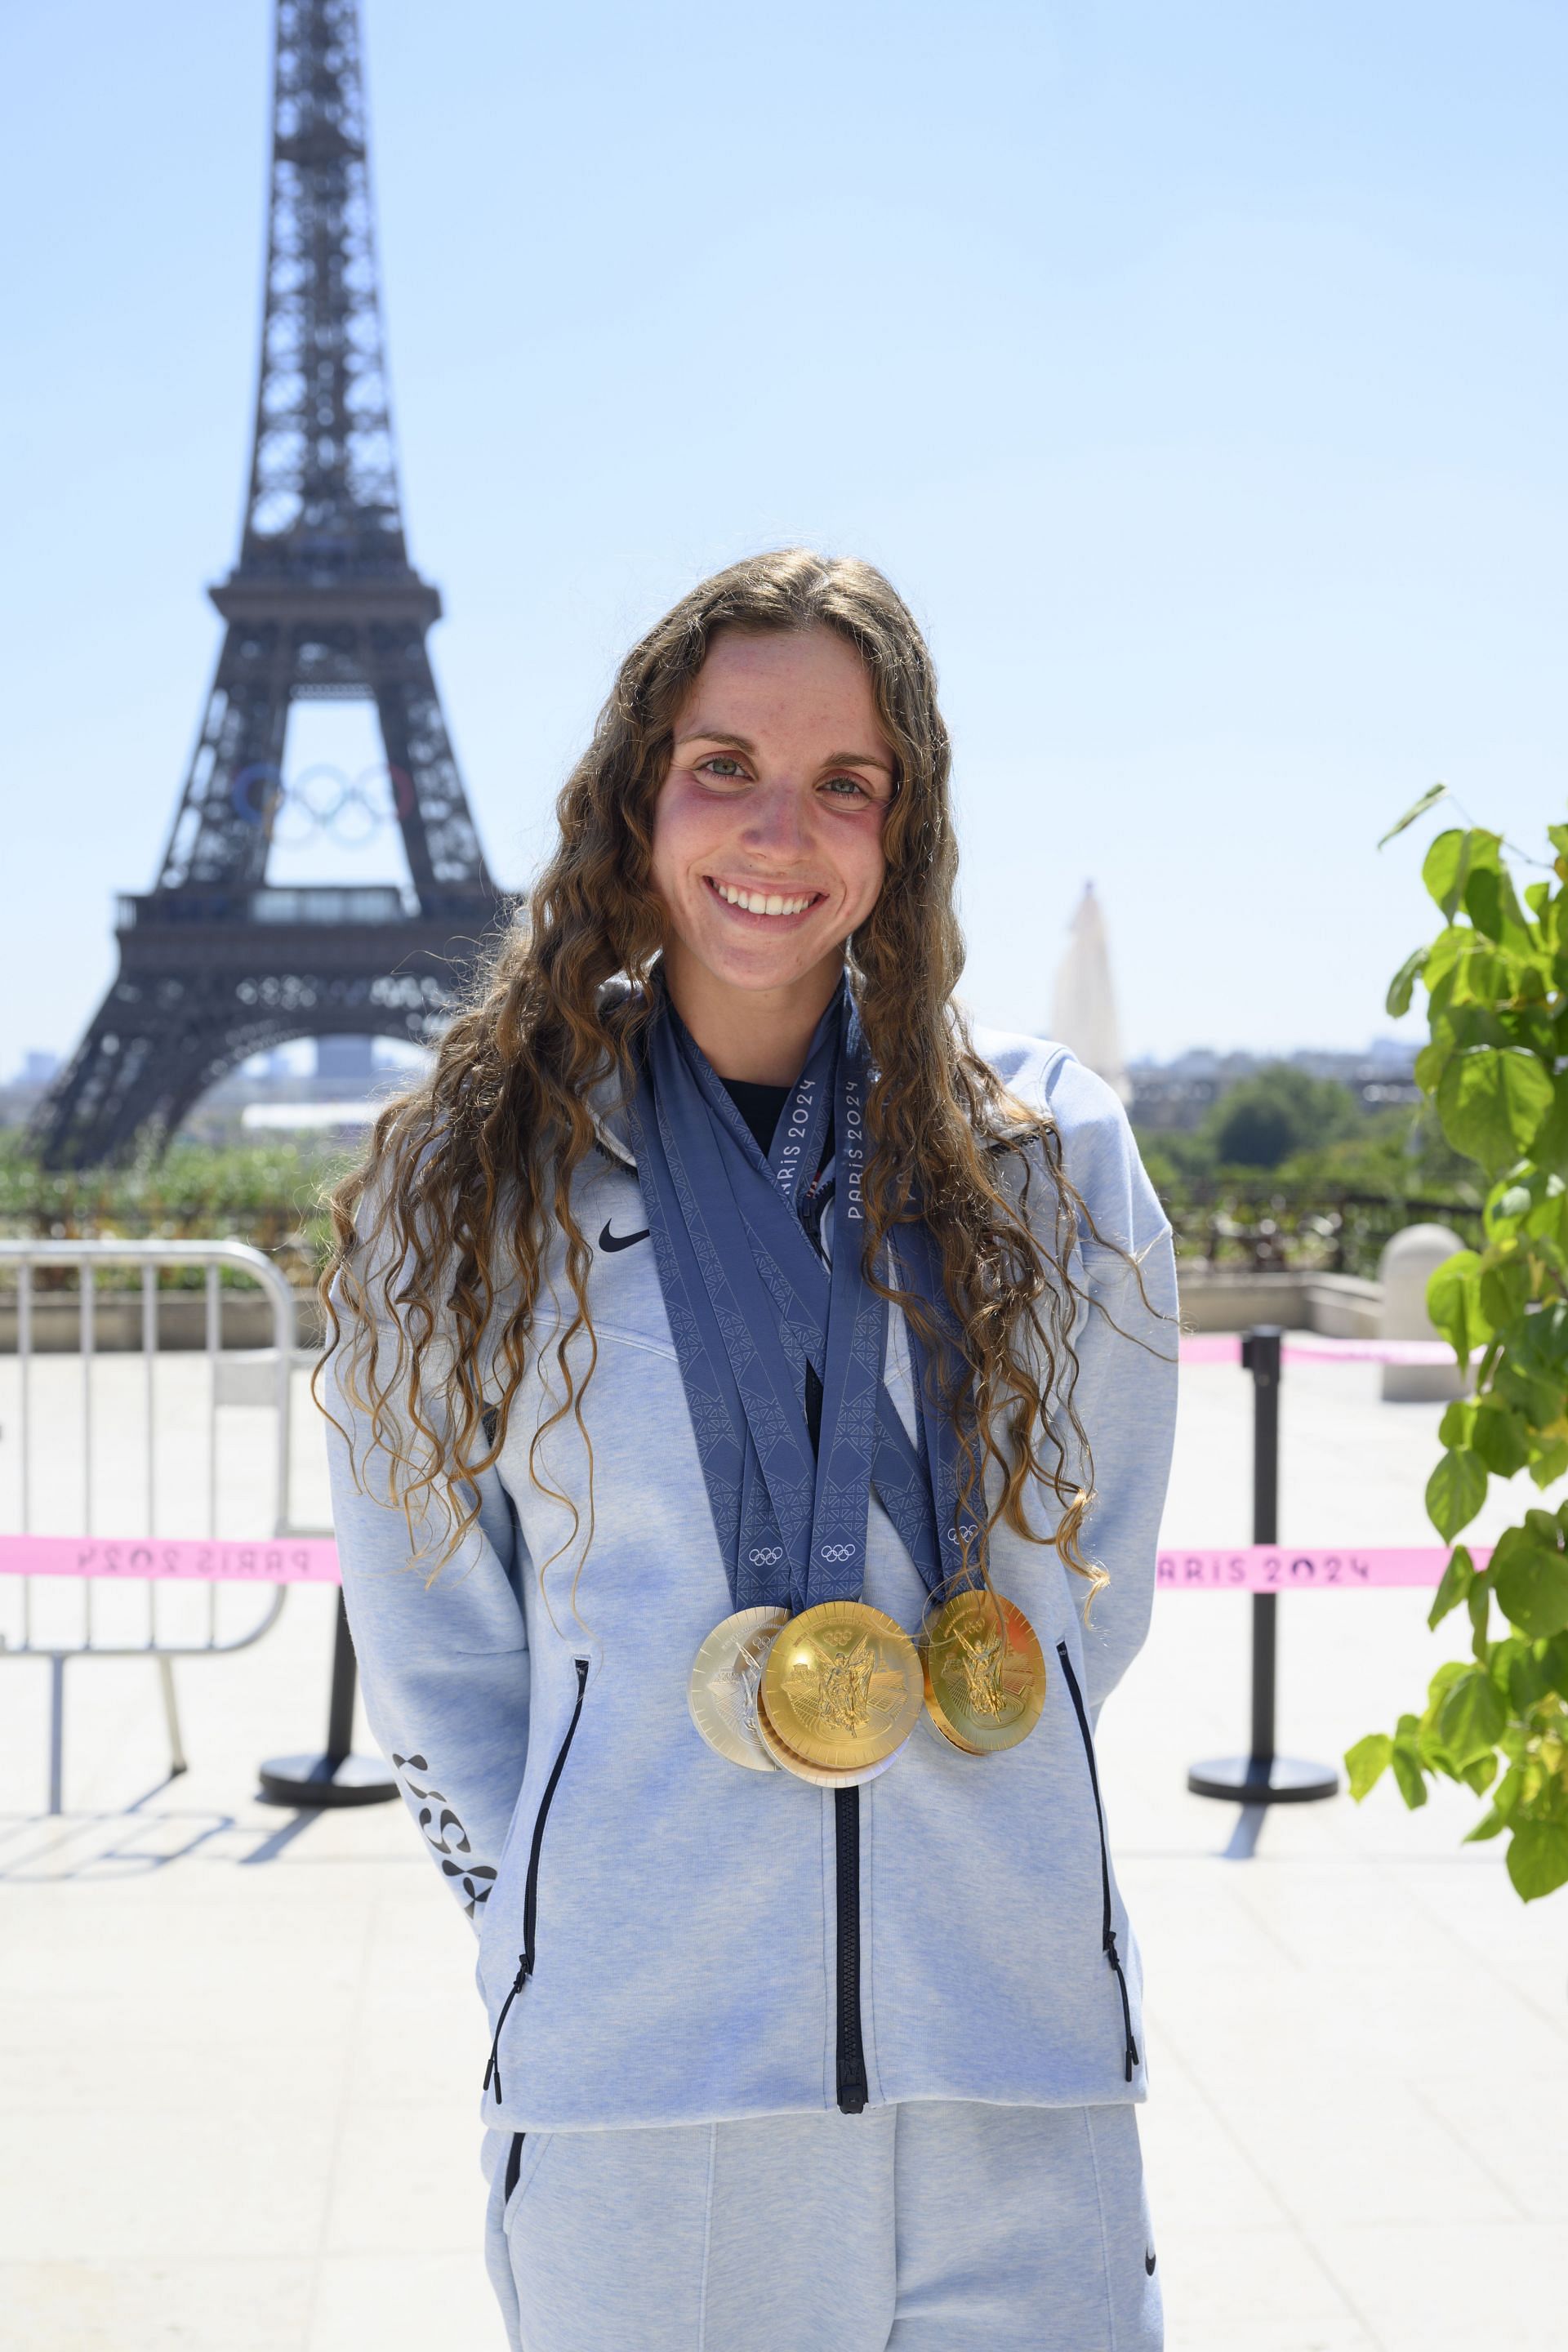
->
xmin=1427 ymin=1251 xmax=1490 ymax=1360
xmin=1528 ymin=1080 xmax=1568 ymax=1176
xmin=1385 ymin=946 xmax=1430 ymax=1018
xmin=1390 ymin=1742 xmax=1428 ymax=1808
xmin=1437 ymin=1401 xmax=1476 ymax=1450
xmin=1464 ymin=1805 xmax=1508 ymax=1842
xmin=1505 ymin=1821 xmax=1568 ymax=1903
xmin=1502 ymin=1299 xmax=1568 ymax=1381
xmin=1423 ymin=826 xmax=1501 ymax=920
xmin=1507 ymin=1642 xmax=1556 ymax=1711
xmin=1436 ymin=1667 xmax=1507 ymax=1767
xmin=1437 ymin=1049 xmax=1553 ymax=1171
xmin=1530 ymin=1438 xmax=1568 ymax=1490
xmin=1470 ymin=1402 xmax=1531 ymax=1478
xmin=1425 ymin=1448 xmax=1488 ymax=1541
xmin=1478 ymin=1252 xmax=1533 ymax=1332
xmin=1491 ymin=1530 xmax=1568 ymax=1639
xmin=1344 ymin=1732 xmax=1393 ymax=1802
xmin=1460 ymin=1752 xmax=1499 ymax=1794
xmin=1425 ymin=1658 xmax=1470 ymax=1699
xmin=1379 ymin=783 xmax=1448 ymax=849
xmin=1467 ymin=1576 xmax=1491 ymax=1657
xmin=1427 ymin=1544 xmax=1477 ymax=1630
xmin=1414 ymin=1036 xmax=1454 ymax=1098
xmin=1463 ymin=862 xmax=1532 ymax=950
xmin=1446 ymin=946 xmax=1517 ymax=1009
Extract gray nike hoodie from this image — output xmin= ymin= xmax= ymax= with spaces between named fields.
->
xmin=323 ymin=1029 xmax=1177 ymax=2131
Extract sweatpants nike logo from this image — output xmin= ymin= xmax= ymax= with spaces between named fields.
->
xmin=599 ymin=1220 xmax=650 ymax=1253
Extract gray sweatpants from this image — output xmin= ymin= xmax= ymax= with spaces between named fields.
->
xmin=482 ymin=2100 xmax=1162 ymax=2351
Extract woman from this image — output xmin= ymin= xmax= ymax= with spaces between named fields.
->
xmin=320 ymin=549 xmax=1176 ymax=2352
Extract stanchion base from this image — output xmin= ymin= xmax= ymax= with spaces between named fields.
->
xmin=1187 ymin=1753 xmax=1339 ymax=1805
xmin=258 ymin=1752 xmax=399 ymax=1808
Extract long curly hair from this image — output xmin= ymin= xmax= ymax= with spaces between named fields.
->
xmin=318 ymin=548 xmax=1110 ymax=1610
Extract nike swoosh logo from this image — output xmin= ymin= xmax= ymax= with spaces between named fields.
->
xmin=599 ymin=1220 xmax=650 ymax=1254
xmin=1145 ymin=2251 xmax=1156 ymax=2276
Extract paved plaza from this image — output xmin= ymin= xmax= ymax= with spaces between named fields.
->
xmin=1 ymin=1348 xmax=1565 ymax=2349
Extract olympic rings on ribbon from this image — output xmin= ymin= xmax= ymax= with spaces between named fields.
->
xmin=747 ymin=1547 xmax=784 ymax=1566
xmin=817 ymin=1544 xmax=857 ymax=1563
xmin=229 ymin=761 xmax=415 ymax=843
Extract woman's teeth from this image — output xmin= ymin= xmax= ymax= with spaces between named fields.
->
xmin=711 ymin=881 xmax=817 ymax=917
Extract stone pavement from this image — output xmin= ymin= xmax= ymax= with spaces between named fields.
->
xmin=1 ymin=1352 xmax=1564 ymax=2349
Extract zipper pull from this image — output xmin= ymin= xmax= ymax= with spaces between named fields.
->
xmin=482 ymin=1954 xmax=531 ymax=2106
xmin=1102 ymin=1928 xmax=1140 ymax=2081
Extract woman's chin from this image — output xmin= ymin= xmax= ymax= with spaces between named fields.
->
xmin=702 ymin=941 xmax=841 ymax=1000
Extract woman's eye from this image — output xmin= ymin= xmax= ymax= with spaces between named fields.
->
xmin=698 ymin=757 xmax=748 ymax=782
xmin=822 ymin=775 xmax=872 ymax=802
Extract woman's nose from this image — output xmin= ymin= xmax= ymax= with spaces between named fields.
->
xmin=739 ymin=779 xmax=811 ymax=857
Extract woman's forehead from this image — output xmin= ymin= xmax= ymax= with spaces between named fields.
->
xmin=676 ymin=627 xmax=890 ymax=755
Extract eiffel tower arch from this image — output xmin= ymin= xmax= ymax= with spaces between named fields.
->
xmin=36 ymin=0 xmax=506 ymax=1168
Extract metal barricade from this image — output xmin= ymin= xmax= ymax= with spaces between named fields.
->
xmin=0 ymin=1238 xmax=299 ymax=1811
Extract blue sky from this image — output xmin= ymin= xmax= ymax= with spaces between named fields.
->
xmin=2 ymin=0 xmax=1564 ymax=1080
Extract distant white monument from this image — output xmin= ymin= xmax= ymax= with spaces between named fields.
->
xmin=1050 ymin=882 xmax=1131 ymax=1103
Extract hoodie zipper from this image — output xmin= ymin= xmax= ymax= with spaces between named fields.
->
xmin=797 ymin=1181 xmax=867 ymax=2116
xmin=1056 ymin=1642 xmax=1139 ymax=2084
xmin=835 ymin=1787 xmax=868 ymax=2112
xmin=483 ymin=1656 xmax=590 ymax=2107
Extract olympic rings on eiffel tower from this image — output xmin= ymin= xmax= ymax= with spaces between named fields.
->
xmin=229 ymin=762 xmax=416 ymax=844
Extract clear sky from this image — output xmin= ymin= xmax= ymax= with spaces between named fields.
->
xmin=2 ymin=0 xmax=1563 ymax=1081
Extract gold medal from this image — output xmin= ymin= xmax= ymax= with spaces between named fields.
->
xmin=752 ymin=1697 xmax=903 ymax=1786
xmin=759 ymin=1601 xmax=924 ymax=1781
xmin=920 ymin=1586 xmax=1045 ymax=1754
xmin=688 ymin=1606 xmax=791 ymax=1772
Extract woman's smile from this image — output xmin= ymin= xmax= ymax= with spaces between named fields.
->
xmin=702 ymin=875 xmax=827 ymax=922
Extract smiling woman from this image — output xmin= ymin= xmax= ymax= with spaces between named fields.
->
xmin=316 ymin=548 xmax=1176 ymax=2352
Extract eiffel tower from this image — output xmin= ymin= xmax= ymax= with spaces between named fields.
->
xmin=37 ymin=0 xmax=505 ymax=1169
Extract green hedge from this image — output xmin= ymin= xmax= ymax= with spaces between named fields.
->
xmin=0 ymin=1134 xmax=354 ymax=1289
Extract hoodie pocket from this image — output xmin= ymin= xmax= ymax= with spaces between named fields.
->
xmin=1056 ymin=1642 xmax=1140 ymax=2084
xmin=483 ymin=1656 xmax=590 ymax=2106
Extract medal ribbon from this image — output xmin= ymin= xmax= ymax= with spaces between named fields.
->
xmin=630 ymin=978 xmax=982 ymax=1614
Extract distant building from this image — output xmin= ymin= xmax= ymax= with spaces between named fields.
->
xmin=1127 ymin=1041 xmax=1419 ymax=1130
xmin=1050 ymin=883 xmax=1131 ymax=1103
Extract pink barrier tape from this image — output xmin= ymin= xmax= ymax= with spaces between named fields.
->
xmin=1157 ymin=1545 xmax=1489 ymax=1592
xmin=1178 ymin=1334 xmax=1242 ymax=1365
xmin=1 ymin=1532 xmax=1483 ymax=1596
xmin=1178 ymin=1334 xmax=1468 ymax=1367
xmin=0 ymin=1535 xmax=341 ymax=1584
xmin=1282 ymin=1336 xmax=1468 ymax=1365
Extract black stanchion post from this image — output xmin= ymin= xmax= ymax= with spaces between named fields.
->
xmin=260 ymin=1589 xmax=399 ymax=1808
xmin=1188 ymin=1326 xmax=1338 ymax=1806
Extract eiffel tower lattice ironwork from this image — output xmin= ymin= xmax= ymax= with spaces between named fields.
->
xmin=37 ymin=0 xmax=505 ymax=1168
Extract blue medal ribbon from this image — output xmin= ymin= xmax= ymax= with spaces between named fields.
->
xmin=630 ymin=977 xmax=982 ymax=1614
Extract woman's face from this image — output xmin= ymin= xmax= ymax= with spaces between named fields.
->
xmin=649 ymin=626 xmax=895 ymax=1010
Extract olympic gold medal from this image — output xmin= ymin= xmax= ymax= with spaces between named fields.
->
xmin=753 ymin=1696 xmax=903 ymax=1787
xmin=759 ymin=1601 xmax=924 ymax=1777
xmin=688 ymin=1606 xmax=791 ymax=1772
xmin=921 ymin=1588 xmax=1045 ymax=1755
